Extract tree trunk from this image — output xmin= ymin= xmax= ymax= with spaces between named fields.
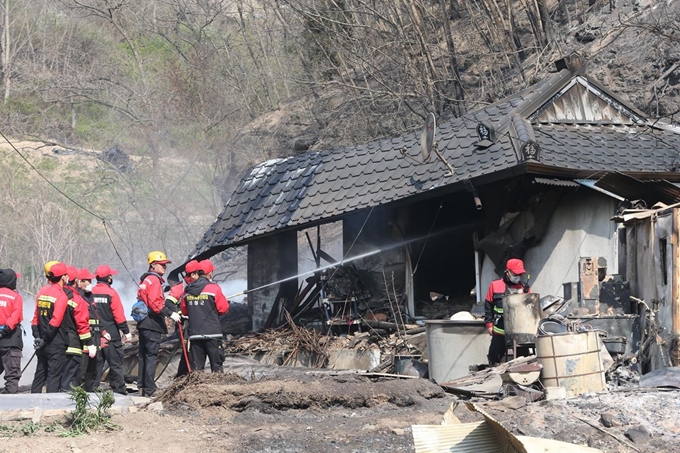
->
xmin=2 ymin=0 xmax=9 ymax=103
xmin=536 ymin=0 xmax=555 ymax=46
xmin=437 ymin=0 xmax=465 ymax=117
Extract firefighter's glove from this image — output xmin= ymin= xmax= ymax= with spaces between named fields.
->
xmin=170 ymin=312 xmax=182 ymax=324
xmin=123 ymin=333 xmax=132 ymax=344
xmin=103 ymin=332 xmax=112 ymax=342
xmin=33 ymin=338 xmax=45 ymax=350
xmin=87 ymin=344 xmax=97 ymax=358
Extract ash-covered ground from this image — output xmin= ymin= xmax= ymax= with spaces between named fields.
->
xmin=2 ymin=361 xmax=680 ymax=453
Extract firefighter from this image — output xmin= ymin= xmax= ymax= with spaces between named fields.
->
xmin=180 ymin=260 xmax=229 ymax=373
xmin=60 ymin=265 xmax=95 ymax=391
xmin=76 ymin=268 xmax=103 ymax=391
xmin=0 ymin=268 xmax=23 ymax=394
xmin=137 ymin=251 xmax=181 ymax=397
xmin=165 ymin=259 xmax=200 ymax=378
xmin=91 ymin=264 xmax=131 ymax=395
xmin=31 ymin=261 xmax=69 ymax=393
xmin=484 ymin=258 xmax=530 ymax=366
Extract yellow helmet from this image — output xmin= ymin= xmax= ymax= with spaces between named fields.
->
xmin=44 ymin=260 xmax=60 ymax=277
xmin=147 ymin=251 xmax=171 ymax=265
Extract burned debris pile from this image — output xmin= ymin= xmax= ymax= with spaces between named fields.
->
xmin=437 ymin=254 xmax=676 ymax=412
xmin=223 ymin=319 xmax=427 ymax=376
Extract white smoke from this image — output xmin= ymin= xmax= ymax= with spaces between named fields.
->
xmin=219 ymin=279 xmax=247 ymax=304
xmin=18 ymin=289 xmax=37 ymax=387
xmin=112 ymin=279 xmax=139 ymax=319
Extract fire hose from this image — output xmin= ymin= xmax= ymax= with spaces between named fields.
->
xmin=153 ymin=320 xmax=192 ymax=382
xmin=21 ymin=351 xmax=36 ymax=375
xmin=177 ymin=320 xmax=192 ymax=374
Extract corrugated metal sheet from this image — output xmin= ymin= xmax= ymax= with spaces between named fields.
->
xmin=412 ymin=422 xmax=507 ymax=453
xmin=593 ymin=172 xmax=680 ymax=206
xmin=533 ymin=177 xmax=579 ymax=187
xmin=575 ymin=179 xmax=625 ymax=200
xmin=412 ymin=403 xmax=603 ymax=453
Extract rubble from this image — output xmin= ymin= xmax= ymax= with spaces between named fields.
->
xmin=223 ymin=321 xmax=427 ymax=375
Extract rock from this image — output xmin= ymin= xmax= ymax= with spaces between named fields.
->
xmin=130 ymin=396 xmax=151 ymax=405
xmin=587 ymin=436 xmax=598 ymax=448
xmin=147 ymin=401 xmax=164 ymax=412
xmin=391 ymin=428 xmax=405 ymax=436
xmin=600 ymin=411 xmax=615 ymax=428
xmin=31 ymin=407 xmax=42 ymax=424
xmin=624 ymin=426 xmax=651 ymax=445
xmin=501 ymin=396 xmax=527 ymax=410
xmin=99 ymin=146 xmax=132 ymax=172
xmin=544 ymin=386 xmax=567 ymax=400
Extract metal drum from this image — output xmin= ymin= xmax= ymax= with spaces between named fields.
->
xmin=503 ymin=293 xmax=542 ymax=344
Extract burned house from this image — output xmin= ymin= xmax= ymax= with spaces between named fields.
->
xmin=181 ymin=54 xmax=680 ymax=364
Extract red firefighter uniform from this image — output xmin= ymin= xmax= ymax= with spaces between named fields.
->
xmin=0 ymin=269 xmax=23 ymax=394
xmin=31 ymin=274 xmax=69 ymax=393
xmin=180 ymin=274 xmax=229 ymax=372
xmin=484 ymin=258 xmax=530 ymax=365
xmin=164 ymin=259 xmax=200 ymax=378
xmin=61 ymin=276 xmax=93 ymax=391
xmin=91 ymin=268 xmax=130 ymax=395
xmin=137 ymin=271 xmax=174 ymax=334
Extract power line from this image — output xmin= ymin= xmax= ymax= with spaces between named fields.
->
xmin=0 ymin=131 xmax=137 ymax=282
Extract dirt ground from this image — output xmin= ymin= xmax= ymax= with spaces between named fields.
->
xmin=1 ymin=369 xmax=679 ymax=453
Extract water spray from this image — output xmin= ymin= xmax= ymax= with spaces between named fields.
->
xmin=224 ymin=227 xmax=465 ymax=299
xmin=225 ymin=247 xmax=382 ymax=299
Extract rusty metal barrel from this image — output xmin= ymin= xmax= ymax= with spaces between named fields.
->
xmin=503 ymin=292 xmax=542 ymax=344
xmin=536 ymin=330 xmax=606 ymax=396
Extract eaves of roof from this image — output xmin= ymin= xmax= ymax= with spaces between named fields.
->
xmin=188 ymin=59 xmax=680 ymax=262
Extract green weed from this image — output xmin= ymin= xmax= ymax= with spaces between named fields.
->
xmin=61 ymin=386 xmax=119 ymax=436
xmin=0 ymin=421 xmax=41 ymax=437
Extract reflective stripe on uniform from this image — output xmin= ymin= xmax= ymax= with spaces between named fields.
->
xmin=493 ymin=325 xmax=505 ymax=335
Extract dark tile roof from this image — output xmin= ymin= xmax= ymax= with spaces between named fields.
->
xmin=535 ymin=124 xmax=680 ymax=173
xmin=191 ymin=70 xmax=680 ymax=256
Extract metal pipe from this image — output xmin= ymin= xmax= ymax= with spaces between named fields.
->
xmin=473 ymin=193 xmax=483 ymax=210
xmin=474 ymin=240 xmax=482 ymax=304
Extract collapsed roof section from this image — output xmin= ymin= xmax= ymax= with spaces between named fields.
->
xmin=191 ymin=53 xmax=680 ymax=260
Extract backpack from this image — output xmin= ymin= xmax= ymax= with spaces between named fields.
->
xmin=131 ymin=300 xmax=149 ymax=323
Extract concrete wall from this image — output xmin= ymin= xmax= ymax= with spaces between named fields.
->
xmin=480 ymin=189 xmax=619 ymax=299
